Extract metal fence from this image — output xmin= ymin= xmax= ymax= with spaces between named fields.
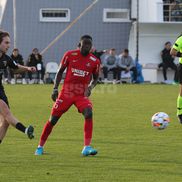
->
xmin=163 ymin=2 xmax=182 ymax=22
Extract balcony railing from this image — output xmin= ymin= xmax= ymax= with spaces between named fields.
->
xmin=163 ymin=2 xmax=182 ymax=22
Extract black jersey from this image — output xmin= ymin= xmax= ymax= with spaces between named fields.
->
xmin=0 ymin=53 xmax=18 ymax=89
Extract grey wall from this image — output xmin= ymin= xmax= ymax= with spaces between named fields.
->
xmin=1 ymin=0 xmax=132 ymax=65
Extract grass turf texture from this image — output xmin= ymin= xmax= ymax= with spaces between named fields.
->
xmin=0 ymin=84 xmax=181 ymax=182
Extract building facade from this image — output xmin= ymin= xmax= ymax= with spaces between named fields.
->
xmin=1 ymin=0 xmax=132 ymax=64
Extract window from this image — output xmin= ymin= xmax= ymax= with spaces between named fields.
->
xmin=103 ymin=8 xmax=130 ymax=22
xmin=40 ymin=8 xmax=70 ymax=22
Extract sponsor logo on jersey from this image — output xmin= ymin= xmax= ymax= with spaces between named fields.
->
xmin=90 ymin=56 xmax=96 ymax=62
xmin=71 ymin=52 xmax=78 ymax=56
xmin=57 ymin=99 xmax=63 ymax=103
xmin=86 ymin=62 xmax=91 ymax=67
xmin=72 ymin=60 xmax=78 ymax=63
xmin=71 ymin=68 xmax=89 ymax=77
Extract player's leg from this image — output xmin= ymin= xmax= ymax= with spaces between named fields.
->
xmin=35 ymin=95 xmax=73 ymax=155
xmin=75 ymin=97 xmax=97 ymax=156
xmin=177 ymin=64 xmax=182 ymax=123
xmin=82 ymin=107 xmax=97 ymax=156
xmin=0 ymin=114 xmax=9 ymax=143
xmin=0 ymin=99 xmax=34 ymax=139
xmin=35 ymin=115 xmax=61 ymax=155
xmin=82 ymin=107 xmax=93 ymax=146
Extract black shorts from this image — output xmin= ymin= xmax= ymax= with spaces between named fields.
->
xmin=178 ymin=64 xmax=182 ymax=84
xmin=0 ymin=89 xmax=9 ymax=107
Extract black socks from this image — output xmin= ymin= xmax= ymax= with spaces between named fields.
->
xmin=15 ymin=122 xmax=26 ymax=133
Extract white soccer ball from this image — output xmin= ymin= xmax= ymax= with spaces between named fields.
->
xmin=151 ymin=112 xmax=170 ymax=130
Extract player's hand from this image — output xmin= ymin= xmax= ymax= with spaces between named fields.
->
xmin=27 ymin=66 xmax=36 ymax=72
xmin=51 ymin=89 xmax=58 ymax=101
xmin=84 ymin=86 xmax=92 ymax=97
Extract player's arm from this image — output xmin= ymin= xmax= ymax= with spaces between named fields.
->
xmin=14 ymin=64 xmax=36 ymax=73
xmin=90 ymin=72 xmax=99 ymax=89
xmin=170 ymin=36 xmax=182 ymax=57
xmin=85 ymin=62 xmax=100 ymax=97
xmin=85 ymin=73 xmax=99 ymax=97
xmin=170 ymin=48 xmax=182 ymax=57
xmin=51 ymin=65 xmax=66 ymax=101
xmin=51 ymin=66 xmax=65 ymax=101
xmin=7 ymin=55 xmax=36 ymax=73
xmin=51 ymin=52 xmax=69 ymax=101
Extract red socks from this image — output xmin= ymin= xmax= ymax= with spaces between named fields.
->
xmin=39 ymin=119 xmax=93 ymax=147
xmin=39 ymin=121 xmax=53 ymax=147
xmin=84 ymin=119 xmax=93 ymax=146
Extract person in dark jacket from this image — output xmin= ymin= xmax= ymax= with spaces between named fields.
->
xmin=27 ymin=48 xmax=45 ymax=84
xmin=9 ymin=48 xmax=26 ymax=84
xmin=159 ymin=41 xmax=178 ymax=83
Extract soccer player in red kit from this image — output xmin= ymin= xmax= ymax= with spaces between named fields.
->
xmin=35 ymin=35 xmax=100 ymax=156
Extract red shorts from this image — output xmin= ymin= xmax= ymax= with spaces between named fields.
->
xmin=51 ymin=93 xmax=92 ymax=117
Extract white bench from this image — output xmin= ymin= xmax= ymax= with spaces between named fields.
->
xmin=142 ymin=63 xmax=176 ymax=83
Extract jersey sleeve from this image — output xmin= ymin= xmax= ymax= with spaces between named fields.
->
xmin=60 ymin=51 xmax=70 ymax=68
xmin=173 ymin=36 xmax=182 ymax=51
xmin=93 ymin=60 xmax=100 ymax=75
xmin=7 ymin=55 xmax=19 ymax=69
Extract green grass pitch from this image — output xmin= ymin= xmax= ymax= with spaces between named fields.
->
xmin=0 ymin=84 xmax=182 ymax=182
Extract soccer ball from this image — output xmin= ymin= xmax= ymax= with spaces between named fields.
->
xmin=151 ymin=112 xmax=170 ymax=130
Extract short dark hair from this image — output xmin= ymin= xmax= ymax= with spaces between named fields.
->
xmin=165 ymin=41 xmax=171 ymax=45
xmin=13 ymin=48 xmax=19 ymax=52
xmin=32 ymin=48 xmax=39 ymax=52
xmin=123 ymin=49 xmax=129 ymax=53
xmin=0 ymin=30 xmax=10 ymax=44
xmin=80 ymin=35 xmax=92 ymax=41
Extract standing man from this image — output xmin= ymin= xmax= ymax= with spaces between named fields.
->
xmin=35 ymin=35 xmax=100 ymax=156
xmin=170 ymin=33 xmax=182 ymax=122
xmin=0 ymin=30 xmax=35 ymax=143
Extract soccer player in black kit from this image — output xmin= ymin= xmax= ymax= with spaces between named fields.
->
xmin=0 ymin=30 xmax=36 ymax=143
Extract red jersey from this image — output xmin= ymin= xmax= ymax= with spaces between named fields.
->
xmin=60 ymin=49 xmax=100 ymax=96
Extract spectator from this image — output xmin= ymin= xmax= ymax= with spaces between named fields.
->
xmin=102 ymin=48 xmax=118 ymax=84
xmin=117 ymin=49 xmax=137 ymax=83
xmin=10 ymin=48 xmax=26 ymax=84
xmin=159 ymin=41 xmax=178 ymax=83
xmin=27 ymin=48 xmax=45 ymax=84
xmin=91 ymin=47 xmax=107 ymax=60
